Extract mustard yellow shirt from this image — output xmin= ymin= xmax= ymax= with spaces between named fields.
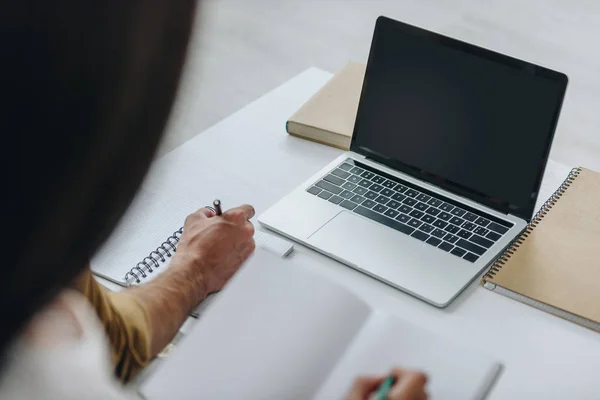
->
xmin=73 ymin=268 xmax=152 ymax=383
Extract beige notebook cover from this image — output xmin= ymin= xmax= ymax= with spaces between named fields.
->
xmin=482 ymin=168 xmax=600 ymax=331
xmin=286 ymin=62 xmax=365 ymax=150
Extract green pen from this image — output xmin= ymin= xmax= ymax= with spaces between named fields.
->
xmin=372 ymin=376 xmax=396 ymax=400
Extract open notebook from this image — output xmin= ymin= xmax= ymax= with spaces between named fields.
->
xmin=141 ymin=249 xmax=502 ymax=400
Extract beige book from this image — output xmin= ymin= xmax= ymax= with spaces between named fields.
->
xmin=482 ymin=167 xmax=600 ymax=331
xmin=286 ymin=62 xmax=365 ymax=150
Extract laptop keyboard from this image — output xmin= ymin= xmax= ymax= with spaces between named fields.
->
xmin=306 ymin=159 xmax=513 ymax=263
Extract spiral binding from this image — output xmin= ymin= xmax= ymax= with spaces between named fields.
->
xmin=482 ymin=167 xmax=582 ymax=283
xmin=124 ymin=227 xmax=184 ymax=285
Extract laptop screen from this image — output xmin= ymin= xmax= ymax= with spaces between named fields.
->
xmin=351 ymin=17 xmax=568 ymax=221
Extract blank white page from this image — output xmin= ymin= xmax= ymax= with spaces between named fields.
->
xmin=141 ymin=249 xmax=372 ymax=400
xmin=314 ymin=312 xmax=501 ymax=400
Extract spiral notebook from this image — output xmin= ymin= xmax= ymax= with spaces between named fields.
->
xmin=481 ymin=167 xmax=600 ymax=331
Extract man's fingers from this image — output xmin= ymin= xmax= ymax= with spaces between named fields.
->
xmin=388 ymin=371 xmax=428 ymax=400
xmin=346 ymin=376 xmax=383 ymax=400
xmin=197 ymin=207 xmax=216 ymax=218
xmin=240 ymin=239 xmax=256 ymax=260
xmin=224 ymin=204 xmax=255 ymax=222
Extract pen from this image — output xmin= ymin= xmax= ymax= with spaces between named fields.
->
xmin=372 ymin=376 xmax=395 ymax=400
xmin=213 ymin=199 xmax=223 ymax=216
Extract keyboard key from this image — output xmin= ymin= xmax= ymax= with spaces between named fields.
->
xmin=381 ymin=188 xmax=395 ymax=197
xmin=462 ymin=222 xmax=477 ymax=231
xmin=391 ymin=193 xmax=406 ymax=202
xmin=339 ymin=190 xmax=354 ymax=199
xmin=382 ymin=180 xmax=396 ymax=189
xmin=409 ymin=209 xmax=424 ymax=218
xmin=371 ymin=175 xmax=386 ymax=184
xmin=386 ymin=200 xmax=401 ymax=209
xmin=451 ymin=208 xmax=466 ymax=217
xmin=414 ymin=202 xmax=428 ymax=211
xmin=339 ymin=163 xmax=353 ymax=171
xmin=439 ymin=203 xmax=454 ymax=212
xmin=431 ymin=228 xmax=446 ymax=238
xmin=394 ymin=184 xmax=408 ymax=193
xmin=449 ymin=216 xmax=464 ymax=226
xmin=433 ymin=219 xmax=448 ymax=229
xmin=426 ymin=237 xmax=442 ymax=247
xmin=457 ymin=239 xmax=486 ymax=256
xmin=488 ymin=222 xmax=509 ymax=234
xmin=384 ymin=209 xmax=400 ymax=219
xmin=421 ymin=215 xmax=436 ymax=224
xmin=396 ymin=213 xmax=411 ymax=223
xmin=364 ymin=191 xmax=378 ymax=200
xmin=416 ymin=193 xmax=431 ymax=202
xmin=328 ymin=195 xmax=343 ymax=205
xmin=331 ymin=168 xmax=351 ymax=179
xmin=361 ymin=171 xmax=375 ymax=179
xmin=307 ymin=186 xmax=321 ymax=195
xmin=457 ymin=229 xmax=472 ymax=239
xmin=408 ymin=218 xmax=422 ymax=229
xmin=352 ymin=186 xmax=368 ymax=195
xmin=451 ymin=247 xmax=466 ymax=257
xmin=342 ymin=182 xmax=357 ymax=191
xmin=358 ymin=179 xmax=372 ymax=188
xmin=473 ymin=226 xmax=489 ymax=237
xmin=438 ymin=212 xmax=452 ymax=221
xmin=463 ymin=253 xmax=479 ymax=263
xmin=324 ymin=174 xmax=345 ymax=186
xmin=350 ymin=195 xmax=366 ymax=204
xmin=463 ymin=212 xmax=478 ymax=222
xmin=375 ymin=195 xmax=390 ymax=205
xmin=403 ymin=198 xmax=417 ymax=206
xmin=486 ymin=231 xmax=501 ymax=241
xmin=347 ymin=175 xmax=361 ymax=183
xmin=350 ymin=166 xmax=364 ymax=175
xmin=425 ymin=207 xmax=441 ymax=216
xmin=354 ymin=206 xmax=415 ymax=235
xmin=405 ymin=189 xmax=419 ymax=198
xmin=369 ymin=184 xmax=384 ymax=193
xmin=419 ymin=223 xmax=434 ymax=233
xmin=444 ymin=224 xmax=460 ymax=234
xmin=362 ymin=199 xmax=377 ymax=209
xmin=427 ymin=198 xmax=443 ymax=207
xmin=475 ymin=217 xmax=491 ymax=227
xmin=373 ymin=204 xmax=388 ymax=214
xmin=438 ymin=242 xmax=453 ymax=252
xmin=444 ymin=234 xmax=459 ymax=244
xmin=318 ymin=191 xmax=333 ymax=200
xmin=340 ymin=200 xmax=357 ymax=210
xmin=469 ymin=234 xmax=494 ymax=249
xmin=411 ymin=230 xmax=429 ymax=242
xmin=316 ymin=180 xmax=343 ymax=195
xmin=398 ymin=205 xmax=411 ymax=214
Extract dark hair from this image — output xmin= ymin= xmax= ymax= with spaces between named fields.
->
xmin=2 ymin=1 xmax=197 ymax=361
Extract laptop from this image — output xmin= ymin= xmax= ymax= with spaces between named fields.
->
xmin=259 ymin=16 xmax=568 ymax=307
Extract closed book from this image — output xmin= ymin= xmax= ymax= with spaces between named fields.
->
xmin=286 ymin=62 xmax=365 ymax=150
xmin=482 ymin=167 xmax=600 ymax=331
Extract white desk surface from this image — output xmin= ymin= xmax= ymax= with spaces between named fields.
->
xmin=131 ymin=68 xmax=600 ymax=399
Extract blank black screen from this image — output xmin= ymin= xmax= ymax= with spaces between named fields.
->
xmin=353 ymin=19 xmax=566 ymax=219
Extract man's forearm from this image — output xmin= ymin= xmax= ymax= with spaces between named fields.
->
xmin=127 ymin=258 xmax=207 ymax=356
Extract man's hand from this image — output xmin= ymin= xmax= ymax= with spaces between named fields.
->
xmin=172 ymin=204 xmax=256 ymax=296
xmin=345 ymin=368 xmax=428 ymax=400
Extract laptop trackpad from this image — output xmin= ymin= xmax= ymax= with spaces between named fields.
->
xmin=308 ymin=211 xmax=427 ymax=286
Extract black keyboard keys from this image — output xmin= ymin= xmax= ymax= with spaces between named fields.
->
xmin=451 ymin=247 xmax=466 ymax=257
xmin=352 ymin=186 xmax=368 ymax=195
xmin=451 ymin=208 xmax=466 ymax=217
xmin=409 ymin=210 xmax=424 ymax=219
xmin=444 ymin=224 xmax=460 ymax=234
xmin=426 ymin=237 xmax=442 ymax=247
xmin=470 ymin=234 xmax=494 ymax=249
xmin=425 ymin=207 xmax=440 ymax=216
xmin=392 ymin=193 xmax=406 ymax=202
xmin=405 ymin=189 xmax=419 ymax=198
xmin=384 ymin=209 xmax=400 ymax=219
xmin=421 ymin=215 xmax=436 ymax=224
xmin=307 ymin=186 xmax=321 ymax=195
xmin=342 ymin=182 xmax=357 ymax=191
xmin=382 ymin=180 xmax=396 ymax=189
xmin=449 ymin=216 xmax=464 ymax=226
xmin=438 ymin=212 xmax=452 ymax=221
xmin=427 ymin=198 xmax=443 ymax=207
xmin=339 ymin=190 xmax=354 ymax=199
xmin=408 ymin=218 xmax=422 ymax=229
xmin=463 ymin=212 xmax=478 ymax=222
xmin=488 ymin=222 xmax=509 ymax=234
xmin=394 ymin=184 xmax=408 ymax=193
xmin=371 ymin=175 xmax=386 ymax=184
xmin=375 ymin=195 xmax=390 ymax=205
xmin=432 ymin=219 xmax=447 ymax=229
xmin=486 ymin=231 xmax=501 ymax=242
xmin=354 ymin=207 xmax=415 ymax=236
xmin=350 ymin=195 xmax=366 ymax=205
xmin=324 ymin=174 xmax=345 ymax=186
xmin=362 ymin=199 xmax=377 ymax=209
xmin=364 ymin=191 xmax=377 ymax=200
xmin=416 ymin=193 xmax=431 ymax=202
xmin=358 ymin=179 xmax=372 ymax=188
xmin=340 ymin=200 xmax=357 ymax=210
xmin=361 ymin=171 xmax=375 ymax=179
xmin=339 ymin=163 xmax=353 ymax=171
xmin=398 ymin=204 xmax=411 ymax=214
xmin=463 ymin=253 xmax=479 ymax=263
xmin=457 ymin=229 xmax=472 ymax=239
xmin=438 ymin=242 xmax=453 ymax=252
xmin=386 ymin=200 xmax=401 ymax=209
xmin=462 ymin=222 xmax=477 ymax=231
xmin=475 ymin=217 xmax=490 ymax=227
xmin=439 ymin=203 xmax=454 ymax=212
xmin=411 ymin=230 xmax=429 ymax=241
xmin=318 ymin=191 xmax=332 ymax=200
xmin=473 ymin=226 xmax=489 ymax=237
xmin=403 ymin=198 xmax=417 ymax=206
xmin=396 ymin=213 xmax=411 ymax=223
xmin=457 ymin=239 xmax=485 ymax=256
xmin=369 ymin=184 xmax=384 ymax=193
xmin=419 ymin=223 xmax=434 ymax=233
xmin=328 ymin=195 xmax=343 ymax=205
xmin=373 ymin=204 xmax=388 ymax=214
xmin=331 ymin=168 xmax=351 ymax=179
xmin=414 ymin=202 xmax=428 ymax=211
xmin=350 ymin=166 xmax=364 ymax=175
xmin=431 ymin=228 xmax=446 ymax=238
xmin=316 ymin=180 xmax=343 ymax=195
xmin=444 ymin=234 xmax=459 ymax=244
xmin=381 ymin=188 xmax=395 ymax=197
xmin=347 ymin=175 xmax=361 ymax=183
